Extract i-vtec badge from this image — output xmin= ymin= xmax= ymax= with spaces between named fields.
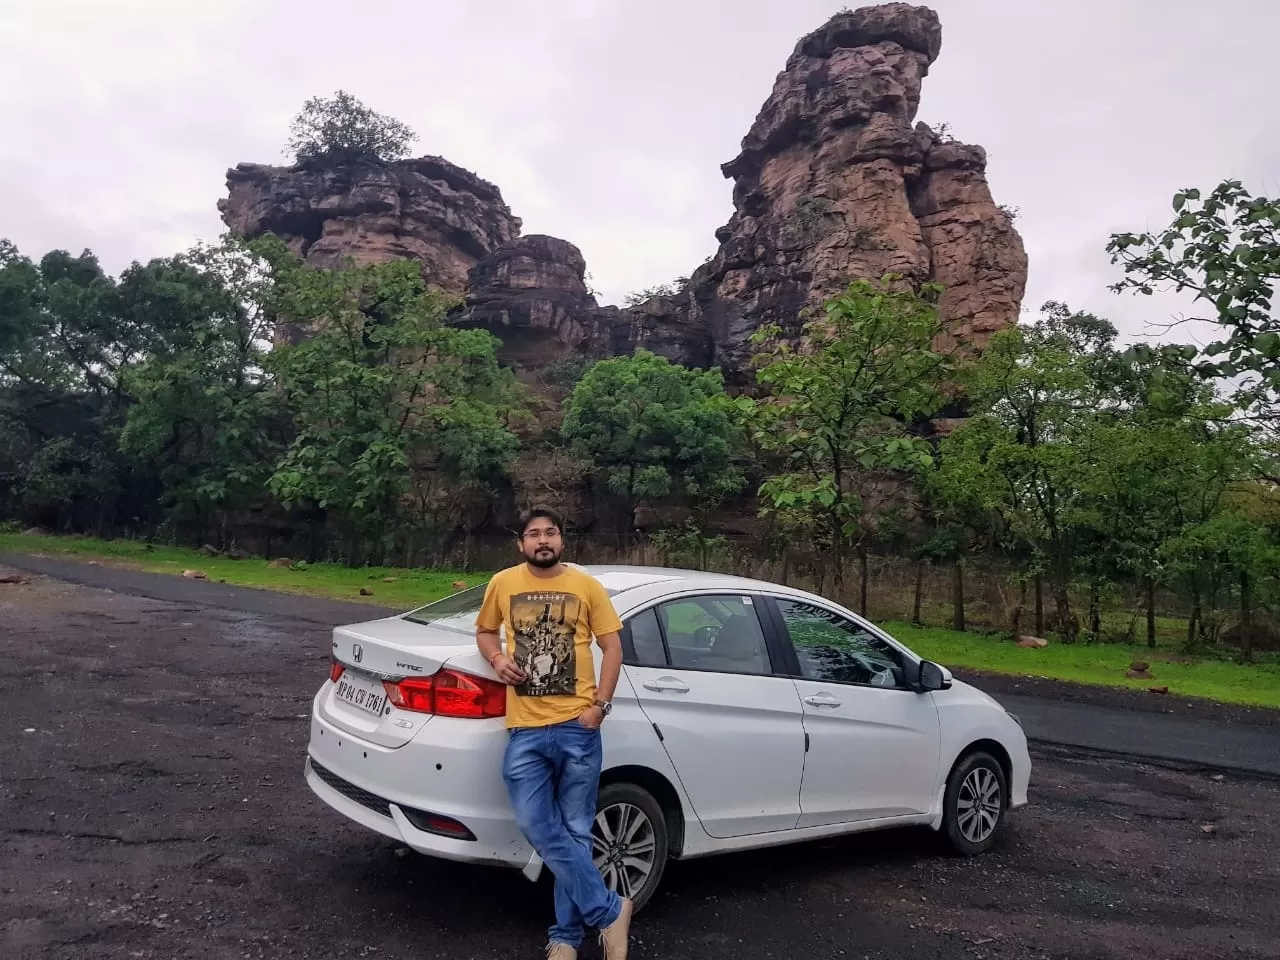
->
xmin=352 ymin=642 xmax=364 ymax=664
xmin=395 ymin=661 xmax=424 ymax=673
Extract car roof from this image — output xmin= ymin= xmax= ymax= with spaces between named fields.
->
xmin=573 ymin=563 xmax=795 ymax=598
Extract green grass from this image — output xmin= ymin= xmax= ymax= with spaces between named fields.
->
xmin=0 ymin=532 xmax=480 ymax=611
xmin=885 ymin=621 xmax=1280 ymax=710
xmin=3 ymin=532 xmax=1279 ymax=709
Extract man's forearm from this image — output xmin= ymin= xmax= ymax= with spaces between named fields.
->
xmin=476 ymin=629 xmax=503 ymax=663
xmin=596 ymin=640 xmax=622 ymax=702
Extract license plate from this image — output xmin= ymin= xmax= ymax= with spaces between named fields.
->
xmin=335 ymin=672 xmax=388 ymax=717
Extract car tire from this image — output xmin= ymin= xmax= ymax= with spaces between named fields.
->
xmin=941 ymin=750 xmax=1008 ymax=856
xmin=593 ymin=782 xmax=669 ymax=913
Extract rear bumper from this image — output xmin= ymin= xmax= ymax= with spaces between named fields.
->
xmin=305 ymin=686 xmax=535 ymax=872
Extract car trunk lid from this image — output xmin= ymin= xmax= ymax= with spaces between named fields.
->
xmin=321 ymin=616 xmax=488 ymax=748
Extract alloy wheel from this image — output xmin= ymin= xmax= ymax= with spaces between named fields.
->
xmin=592 ymin=801 xmax=657 ymax=900
xmin=956 ymin=766 xmax=1003 ymax=844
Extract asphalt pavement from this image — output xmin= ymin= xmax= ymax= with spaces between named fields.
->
xmin=3 ymin=555 xmax=1279 ymax=960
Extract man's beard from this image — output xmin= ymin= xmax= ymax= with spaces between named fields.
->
xmin=527 ymin=547 xmax=561 ymax=569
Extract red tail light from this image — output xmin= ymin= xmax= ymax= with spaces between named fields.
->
xmin=329 ymin=659 xmax=345 ymax=683
xmin=383 ymin=669 xmax=506 ymax=719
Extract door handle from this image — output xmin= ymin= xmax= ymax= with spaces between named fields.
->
xmin=643 ymin=677 xmax=690 ymax=693
xmin=804 ymin=693 xmax=841 ymax=708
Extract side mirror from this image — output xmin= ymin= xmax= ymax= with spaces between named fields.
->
xmin=917 ymin=660 xmax=951 ymax=692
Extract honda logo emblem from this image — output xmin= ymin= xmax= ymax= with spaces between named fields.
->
xmin=352 ymin=642 xmax=364 ymax=663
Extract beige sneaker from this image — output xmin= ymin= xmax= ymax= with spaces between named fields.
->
xmin=598 ymin=898 xmax=633 ymax=959
xmin=545 ymin=943 xmax=577 ymax=960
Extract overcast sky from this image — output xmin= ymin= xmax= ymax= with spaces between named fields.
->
xmin=1 ymin=0 xmax=1277 ymax=346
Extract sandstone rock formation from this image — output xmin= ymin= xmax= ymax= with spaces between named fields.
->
xmin=219 ymin=3 xmax=1025 ymax=383
xmin=455 ymin=235 xmax=601 ymax=371
xmin=456 ymin=235 xmax=711 ymax=374
xmin=218 ymin=155 xmax=519 ymax=294
xmin=682 ymin=1 xmax=1026 ymax=376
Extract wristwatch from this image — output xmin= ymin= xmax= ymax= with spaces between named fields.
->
xmin=592 ymin=699 xmax=613 ymax=716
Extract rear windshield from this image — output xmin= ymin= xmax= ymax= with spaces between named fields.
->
xmin=403 ymin=583 xmax=490 ymax=634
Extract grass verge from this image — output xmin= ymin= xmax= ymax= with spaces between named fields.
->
xmin=0 ymin=533 xmax=479 ymax=611
xmin=3 ymin=532 xmax=1278 ymax=709
xmin=886 ymin=622 xmax=1280 ymax=710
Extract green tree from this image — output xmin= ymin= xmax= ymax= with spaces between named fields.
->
xmin=933 ymin=305 xmax=1116 ymax=642
xmin=1108 ymin=180 xmax=1280 ymax=425
xmin=742 ymin=275 xmax=951 ymax=603
xmin=0 ymin=243 xmax=143 ymax=532
xmin=287 ymin=90 xmax=417 ymax=165
xmin=561 ymin=349 xmax=743 ymax=547
xmin=118 ymin=238 xmax=281 ymax=546
xmin=262 ymin=245 xmax=520 ymax=565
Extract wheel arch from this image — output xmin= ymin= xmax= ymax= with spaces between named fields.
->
xmin=600 ymin=764 xmax=686 ymax=858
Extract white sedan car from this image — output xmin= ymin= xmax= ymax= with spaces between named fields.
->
xmin=305 ymin=565 xmax=1030 ymax=910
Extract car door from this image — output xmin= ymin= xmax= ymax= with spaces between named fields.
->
xmin=620 ymin=592 xmax=806 ymax=839
xmin=763 ymin=596 xmax=942 ymax=829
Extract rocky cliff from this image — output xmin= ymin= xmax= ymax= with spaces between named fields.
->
xmin=219 ymin=3 xmax=1025 ymax=381
xmin=683 ymin=1 xmax=1026 ymax=374
xmin=454 ymin=235 xmax=711 ymax=374
xmin=218 ymin=155 xmax=520 ymax=294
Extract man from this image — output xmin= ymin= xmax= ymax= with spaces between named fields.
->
xmin=475 ymin=506 xmax=632 ymax=960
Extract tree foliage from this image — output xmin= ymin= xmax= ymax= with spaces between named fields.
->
xmin=741 ymin=275 xmax=950 ymax=591
xmin=933 ymin=304 xmax=1117 ymax=641
xmin=261 ymin=242 xmax=521 ymax=564
xmin=1108 ymin=180 xmax=1280 ymax=422
xmin=287 ymin=90 xmax=418 ymax=165
xmin=118 ymin=239 xmax=280 ymax=545
xmin=562 ymin=349 xmax=743 ymax=543
xmin=935 ymin=301 xmax=1266 ymax=646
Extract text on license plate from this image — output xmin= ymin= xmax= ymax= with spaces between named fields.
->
xmin=335 ymin=674 xmax=387 ymax=716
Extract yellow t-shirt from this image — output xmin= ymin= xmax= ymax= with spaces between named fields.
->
xmin=476 ymin=564 xmax=623 ymax=729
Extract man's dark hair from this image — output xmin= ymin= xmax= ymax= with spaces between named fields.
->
xmin=518 ymin=505 xmax=565 ymax=536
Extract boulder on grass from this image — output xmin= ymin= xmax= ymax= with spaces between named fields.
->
xmin=1126 ymin=660 xmax=1153 ymax=680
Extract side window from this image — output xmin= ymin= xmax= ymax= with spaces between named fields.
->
xmin=657 ymin=595 xmax=772 ymax=676
xmin=776 ymin=599 xmax=906 ymax=689
xmin=622 ymin=607 xmax=668 ymax=667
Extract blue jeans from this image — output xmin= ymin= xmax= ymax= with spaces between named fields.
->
xmin=503 ymin=719 xmax=622 ymax=947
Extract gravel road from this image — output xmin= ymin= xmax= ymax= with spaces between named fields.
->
xmin=2 ymin=566 xmax=1278 ymax=960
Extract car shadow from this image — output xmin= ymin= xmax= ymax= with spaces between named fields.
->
xmin=652 ymin=824 xmax=949 ymax=910
xmin=339 ymin=822 xmax=980 ymax=935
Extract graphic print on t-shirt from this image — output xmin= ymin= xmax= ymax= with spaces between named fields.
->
xmin=510 ymin=591 xmax=581 ymax=697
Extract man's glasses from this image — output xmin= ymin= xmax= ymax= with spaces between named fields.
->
xmin=522 ymin=529 xmax=561 ymax=542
